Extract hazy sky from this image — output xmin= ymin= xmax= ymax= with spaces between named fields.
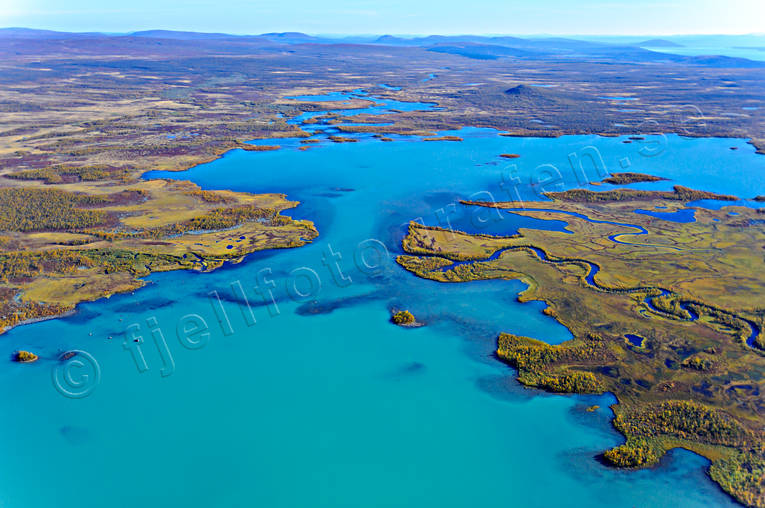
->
xmin=1 ymin=0 xmax=763 ymax=35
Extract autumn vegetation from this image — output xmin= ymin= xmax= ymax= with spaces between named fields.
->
xmin=422 ymin=136 xmax=463 ymax=142
xmin=6 ymin=165 xmax=131 ymax=184
xmin=1 ymin=31 xmax=764 ymax=504
xmin=544 ymin=185 xmax=738 ymax=203
xmin=398 ymin=188 xmax=765 ymax=506
xmin=13 ymin=350 xmax=38 ymax=363
xmin=392 ymin=310 xmax=416 ymax=326
xmin=601 ymin=172 xmax=666 ymax=185
xmin=0 ymin=177 xmax=317 ymax=334
xmin=0 ymin=188 xmax=109 ymax=232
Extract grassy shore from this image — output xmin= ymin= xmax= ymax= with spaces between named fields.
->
xmin=0 ymin=178 xmax=317 ymax=334
xmin=397 ymin=189 xmax=765 ymax=507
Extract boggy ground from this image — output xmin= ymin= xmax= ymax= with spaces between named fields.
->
xmin=0 ymin=177 xmax=317 ymax=333
xmin=0 ymin=32 xmax=764 ymax=499
xmin=0 ymin=35 xmax=762 ymax=334
xmin=1 ymin=31 xmax=764 ymax=179
xmin=397 ymin=187 xmax=765 ymax=507
xmin=0 ymin=30 xmax=764 ymax=505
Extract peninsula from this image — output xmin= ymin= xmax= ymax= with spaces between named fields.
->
xmin=398 ymin=187 xmax=765 ymax=506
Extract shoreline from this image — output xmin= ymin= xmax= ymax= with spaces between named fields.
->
xmin=7 ymin=125 xmax=761 ymax=340
xmin=396 ymin=191 xmax=765 ymax=506
xmin=2 ymin=309 xmax=78 ymax=334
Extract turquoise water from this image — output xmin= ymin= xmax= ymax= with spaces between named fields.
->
xmin=1 ymin=113 xmax=764 ymax=506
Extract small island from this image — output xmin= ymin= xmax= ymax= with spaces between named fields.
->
xmin=601 ymin=172 xmax=667 ymax=185
xmin=391 ymin=310 xmax=421 ymax=327
xmin=327 ymin=135 xmax=359 ymax=143
xmin=422 ymin=136 xmax=463 ymax=142
xmin=14 ymin=350 xmax=38 ymax=363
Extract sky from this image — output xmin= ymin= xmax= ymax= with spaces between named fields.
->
xmin=1 ymin=0 xmax=764 ymax=35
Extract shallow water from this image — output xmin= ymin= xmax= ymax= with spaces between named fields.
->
xmin=634 ymin=208 xmax=697 ymax=223
xmin=1 ymin=111 xmax=763 ymax=507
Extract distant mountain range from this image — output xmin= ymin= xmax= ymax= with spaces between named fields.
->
xmin=1 ymin=28 xmax=763 ymax=68
xmin=635 ymin=38 xmax=684 ymax=48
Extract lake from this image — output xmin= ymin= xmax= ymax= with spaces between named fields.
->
xmin=0 ymin=112 xmax=762 ymax=507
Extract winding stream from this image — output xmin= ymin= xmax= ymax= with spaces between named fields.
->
xmin=426 ymin=220 xmax=760 ymax=348
xmin=0 ymin=88 xmax=763 ymax=508
xmin=503 ymin=207 xmax=685 ymax=250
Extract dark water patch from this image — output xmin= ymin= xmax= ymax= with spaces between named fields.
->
xmin=59 ymin=425 xmax=90 ymax=445
xmin=634 ymin=379 xmax=652 ymax=389
xmin=558 ymin=447 xmax=622 ymax=489
xmin=725 ymin=384 xmax=759 ymax=397
xmin=561 ymin=447 xmax=737 ymax=506
xmin=377 ymin=194 xmax=458 ymax=253
xmin=61 ymin=307 xmax=100 ymax=324
xmin=196 ymin=286 xmax=282 ymax=310
xmin=683 ymin=304 xmax=700 ymax=321
xmin=692 ymin=382 xmax=714 ymax=398
xmin=181 ymin=247 xmax=298 ymax=289
xmin=397 ymin=361 xmax=426 ymax=375
xmin=566 ymin=395 xmax=619 ymax=437
xmin=624 ymin=334 xmax=645 ymax=347
xmin=745 ymin=322 xmax=760 ymax=348
xmin=113 ymin=297 xmax=176 ymax=314
xmin=596 ymin=366 xmax=620 ymax=378
xmin=382 ymin=361 xmax=427 ymax=380
xmin=474 ymin=374 xmax=543 ymax=404
xmin=295 ymin=292 xmax=383 ymax=316
xmin=102 ymin=331 xmax=126 ymax=341
xmin=670 ymin=344 xmax=699 ymax=357
xmin=397 ymin=304 xmax=500 ymax=347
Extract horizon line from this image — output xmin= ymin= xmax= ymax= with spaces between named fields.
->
xmin=2 ymin=27 xmax=764 ymax=38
